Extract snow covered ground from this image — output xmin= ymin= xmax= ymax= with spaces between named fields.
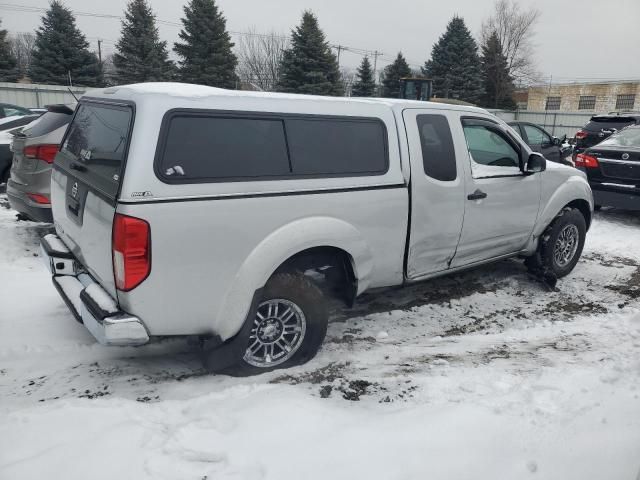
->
xmin=1 ymin=192 xmax=639 ymax=480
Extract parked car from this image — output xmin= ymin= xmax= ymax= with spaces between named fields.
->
xmin=0 ymin=116 xmax=41 ymax=184
xmin=575 ymin=124 xmax=640 ymax=210
xmin=574 ymin=113 xmax=640 ymax=159
xmin=28 ymin=107 xmax=48 ymax=115
xmin=0 ymin=103 xmax=33 ymax=118
xmin=40 ymin=83 xmax=593 ymax=374
xmin=6 ymin=104 xmax=75 ymax=222
xmin=1 ymin=127 xmax=27 ymax=184
xmin=508 ymin=121 xmax=572 ymax=165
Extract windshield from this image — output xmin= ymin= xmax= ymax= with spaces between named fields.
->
xmin=599 ymin=127 xmax=640 ymax=148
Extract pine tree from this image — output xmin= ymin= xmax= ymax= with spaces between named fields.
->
xmin=381 ymin=52 xmax=411 ymax=98
xmin=351 ymin=56 xmax=376 ymax=97
xmin=423 ymin=16 xmax=483 ymax=104
xmin=174 ymin=0 xmax=237 ymax=88
xmin=480 ymin=31 xmax=515 ymax=109
xmin=0 ymin=20 xmax=20 ymax=82
xmin=277 ymin=11 xmax=341 ymax=96
xmin=28 ymin=1 xmax=101 ymax=86
xmin=113 ymin=0 xmax=174 ymax=84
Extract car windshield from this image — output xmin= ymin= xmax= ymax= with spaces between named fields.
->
xmin=599 ymin=127 xmax=640 ymax=148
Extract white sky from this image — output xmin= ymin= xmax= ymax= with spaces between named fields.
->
xmin=2 ymin=0 xmax=639 ymax=83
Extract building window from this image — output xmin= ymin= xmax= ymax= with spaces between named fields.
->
xmin=578 ymin=96 xmax=596 ymax=110
xmin=545 ymin=96 xmax=561 ymax=110
xmin=616 ymin=94 xmax=636 ymax=110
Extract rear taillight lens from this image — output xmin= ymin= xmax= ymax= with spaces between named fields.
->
xmin=575 ymin=153 xmax=599 ymax=168
xmin=23 ymin=144 xmax=59 ymax=164
xmin=26 ymin=193 xmax=50 ymax=204
xmin=575 ymin=130 xmax=588 ymax=140
xmin=112 ymin=213 xmax=151 ymax=291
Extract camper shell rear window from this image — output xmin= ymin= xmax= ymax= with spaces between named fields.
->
xmin=155 ymin=109 xmax=389 ymax=183
xmin=56 ymin=100 xmax=134 ymax=200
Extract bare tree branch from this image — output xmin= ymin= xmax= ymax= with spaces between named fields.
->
xmin=481 ymin=0 xmax=541 ymax=83
xmin=236 ymin=28 xmax=288 ymax=91
xmin=9 ymin=32 xmax=36 ymax=77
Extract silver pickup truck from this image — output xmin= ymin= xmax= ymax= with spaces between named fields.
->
xmin=40 ymin=83 xmax=593 ymax=374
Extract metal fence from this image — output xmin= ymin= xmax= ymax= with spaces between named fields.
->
xmin=0 ymin=82 xmax=87 ymax=108
xmin=489 ymin=109 xmax=594 ymax=139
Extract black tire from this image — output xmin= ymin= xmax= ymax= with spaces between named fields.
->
xmin=539 ymin=208 xmax=587 ymax=278
xmin=224 ymin=272 xmax=328 ymax=376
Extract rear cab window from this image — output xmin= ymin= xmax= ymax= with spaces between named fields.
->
xmin=57 ymin=101 xmax=134 ymax=200
xmin=416 ymin=114 xmax=457 ymax=181
xmin=155 ymin=110 xmax=388 ymax=183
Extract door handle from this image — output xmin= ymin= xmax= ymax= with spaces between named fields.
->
xmin=467 ymin=189 xmax=487 ymax=201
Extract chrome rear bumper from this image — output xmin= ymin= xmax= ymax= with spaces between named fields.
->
xmin=41 ymin=234 xmax=149 ymax=346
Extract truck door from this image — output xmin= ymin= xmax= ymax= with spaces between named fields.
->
xmin=450 ymin=117 xmax=541 ymax=268
xmin=403 ymin=109 xmax=466 ymax=279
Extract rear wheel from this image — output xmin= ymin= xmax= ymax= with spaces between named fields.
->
xmin=226 ymin=273 xmax=328 ymax=375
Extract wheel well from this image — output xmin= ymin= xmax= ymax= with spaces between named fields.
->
xmin=273 ymin=246 xmax=358 ymax=307
xmin=565 ymin=199 xmax=592 ymax=230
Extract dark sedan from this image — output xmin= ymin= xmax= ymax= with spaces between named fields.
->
xmin=575 ymin=124 xmax=640 ymax=210
xmin=508 ymin=121 xmax=572 ymax=165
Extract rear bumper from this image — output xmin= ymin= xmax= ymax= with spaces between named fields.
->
xmin=40 ymin=234 xmax=149 ymax=346
xmin=6 ymin=179 xmax=53 ymax=223
xmin=592 ymin=185 xmax=640 ymax=210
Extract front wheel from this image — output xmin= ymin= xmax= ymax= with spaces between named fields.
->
xmin=226 ymin=273 xmax=328 ymax=375
xmin=539 ymin=208 xmax=587 ymax=278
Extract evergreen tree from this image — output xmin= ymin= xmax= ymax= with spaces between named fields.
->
xmin=381 ymin=52 xmax=411 ymax=98
xmin=28 ymin=1 xmax=101 ymax=86
xmin=277 ymin=11 xmax=341 ymax=96
xmin=0 ymin=20 xmax=20 ymax=82
xmin=351 ymin=56 xmax=375 ymax=97
xmin=174 ymin=0 xmax=237 ymax=88
xmin=480 ymin=31 xmax=515 ymax=109
xmin=423 ymin=16 xmax=483 ymax=104
xmin=113 ymin=0 xmax=174 ymax=84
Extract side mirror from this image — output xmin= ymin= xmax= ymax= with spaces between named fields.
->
xmin=552 ymin=136 xmax=562 ymax=146
xmin=526 ymin=152 xmax=546 ymax=174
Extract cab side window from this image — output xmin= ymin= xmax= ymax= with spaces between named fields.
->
xmin=462 ymin=122 xmax=520 ymax=172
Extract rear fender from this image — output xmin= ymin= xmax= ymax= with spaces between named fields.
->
xmin=213 ymin=216 xmax=373 ymax=340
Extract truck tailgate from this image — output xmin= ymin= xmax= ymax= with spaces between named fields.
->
xmin=51 ymin=101 xmax=134 ymax=298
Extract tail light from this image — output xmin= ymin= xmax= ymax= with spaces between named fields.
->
xmin=23 ymin=144 xmax=59 ymax=164
xmin=575 ymin=153 xmax=599 ymax=168
xmin=575 ymin=130 xmax=588 ymax=140
xmin=26 ymin=193 xmax=50 ymax=204
xmin=112 ymin=213 xmax=151 ymax=291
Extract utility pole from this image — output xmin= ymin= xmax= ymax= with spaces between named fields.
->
xmin=372 ymin=50 xmax=382 ymax=95
xmin=97 ymin=39 xmax=103 ymax=66
xmin=336 ymin=45 xmax=342 ymax=65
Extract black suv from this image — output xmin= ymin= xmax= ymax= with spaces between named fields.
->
xmin=574 ymin=113 xmax=640 ymax=158
xmin=575 ymin=124 xmax=640 ymax=210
